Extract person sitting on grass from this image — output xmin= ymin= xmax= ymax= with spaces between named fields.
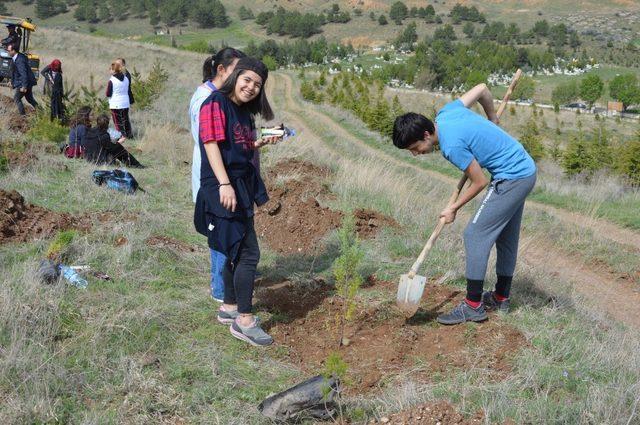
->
xmin=392 ymin=83 xmax=537 ymax=325
xmin=84 ymin=114 xmax=143 ymax=168
xmin=64 ymin=106 xmax=92 ymax=158
xmin=194 ymin=57 xmax=280 ymax=347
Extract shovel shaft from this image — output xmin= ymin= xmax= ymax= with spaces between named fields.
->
xmin=407 ymin=69 xmax=522 ymax=277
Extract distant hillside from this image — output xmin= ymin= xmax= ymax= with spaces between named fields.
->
xmin=3 ymin=0 xmax=639 ymax=51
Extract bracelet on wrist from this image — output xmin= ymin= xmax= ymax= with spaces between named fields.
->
xmin=219 ymin=182 xmax=231 ymax=187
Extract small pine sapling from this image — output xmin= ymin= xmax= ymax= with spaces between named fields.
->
xmin=332 ymin=215 xmax=364 ymax=348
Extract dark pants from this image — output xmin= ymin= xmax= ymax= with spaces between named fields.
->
xmin=222 ymin=218 xmax=260 ymax=314
xmin=14 ymin=87 xmax=38 ymax=115
xmin=111 ymin=108 xmax=133 ymax=138
xmin=106 ymin=143 xmax=142 ymax=167
xmin=50 ymin=93 xmax=64 ymax=122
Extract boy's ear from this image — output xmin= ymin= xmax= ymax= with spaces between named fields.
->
xmin=423 ymin=130 xmax=431 ymax=140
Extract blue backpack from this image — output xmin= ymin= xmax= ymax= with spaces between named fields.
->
xmin=92 ymin=169 xmax=139 ymax=194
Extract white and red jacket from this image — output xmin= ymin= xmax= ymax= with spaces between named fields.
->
xmin=106 ymin=73 xmax=131 ymax=109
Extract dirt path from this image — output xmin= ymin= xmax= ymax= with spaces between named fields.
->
xmin=276 ymin=72 xmax=640 ymax=253
xmin=521 ymin=238 xmax=640 ymax=329
xmin=272 ymin=72 xmax=640 ymax=330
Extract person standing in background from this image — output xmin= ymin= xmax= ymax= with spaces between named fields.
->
xmin=106 ymin=60 xmax=134 ymax=139
xmin=6 ymin=43 xmax=38 ymax=116
xmin=41 ymin=59 xmax=65 ymax=121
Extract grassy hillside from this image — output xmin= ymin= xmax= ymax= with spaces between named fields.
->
xmin=5 ymin=0 xmax=640 ymax=50
xmin=2 ymin=28 xmax=640 ymax=424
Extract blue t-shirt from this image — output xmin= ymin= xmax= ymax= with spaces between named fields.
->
xmin=436 ymin=100 xmax=536 ymax=180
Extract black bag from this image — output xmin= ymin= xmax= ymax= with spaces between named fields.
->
xmin=258 ymin=375 xmax=340 ymax=422
xmin=92 ymin=169 xmax=139 ymax=194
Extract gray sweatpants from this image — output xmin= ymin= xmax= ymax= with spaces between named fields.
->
xmin=464 ymin=173 xmax=537 ymax=281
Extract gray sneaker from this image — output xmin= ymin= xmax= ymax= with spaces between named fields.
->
xmin=482 ymin=291 xmax=510 ymax=313
xmin=230 ymin=318 xmax=273 ymax=347
xmin=217 ymin=307 xmax=240 ymax=324
xmin=436 ymin=301 xmax=488 ymax=325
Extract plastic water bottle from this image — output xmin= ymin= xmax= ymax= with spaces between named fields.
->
xmin=58 ymin=265 xmax=88 ymax=289
xmin=260 ymin=124 xmax=296 ymax=140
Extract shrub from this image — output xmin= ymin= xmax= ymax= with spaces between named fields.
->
xmin=26 ymin=113 xmax=67 ymax=144
xmin=182 ymin=40 xmax=213 ymax=54
xmin=46 ymin=230 xmax=77 ymax=261
xmin=616 ymin=132 xmax=640 ymax=186
xmin=130 ymin=60 xmax=169 ymax=110
xmin=261 ymin=55 xmax=277 ymax=71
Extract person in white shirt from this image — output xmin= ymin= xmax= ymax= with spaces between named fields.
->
xmin=106 ymin=60 xmax=134 ymax=139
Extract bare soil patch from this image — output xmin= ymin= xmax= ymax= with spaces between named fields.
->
xmin=0 ymin=189 xmax=89 ymax=244
xmin=256 ymin=160 xmax=400 ymax=254
xmin=354 ymin=208 xmax=399 ymax=239
xmin=145 ymin=235 xmax=199 ymax=253
xmin=0 ymin=94 xmax=29 ymax=133
xmin=266 ymin=276 xmax=525 ymax=394
xmin=2 ymin=150 xmax=38 ymax=169
xmin=370 ymin=400 xmax=484 ymax=424
xmin=255 ymin=159 xmax=342 ymax=254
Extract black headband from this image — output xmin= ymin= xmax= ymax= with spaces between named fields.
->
xmin=234 ymin=57 xmax=268 ymax=83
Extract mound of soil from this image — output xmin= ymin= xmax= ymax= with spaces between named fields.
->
xmin=255 ymin=159 xmax=342 ymax=254
xmin=267 ymin=277 xmax=525 ymax=394
xmin=3 ymin=150 xmax=38 ymax=168
xmin=354 ymin=208 xmax=399 ymax=239
xmin=255 ymin=160 xmax=401 ymax=254
xmin=0 ymin=189 xmax=88 ymax=244
xmin=146 ymin=235 xmax=199 ymax=253
xmin=371 ymin=400 xmax=484 ymax=424
xmin=0 ymin=94 xmax=29 ymax=133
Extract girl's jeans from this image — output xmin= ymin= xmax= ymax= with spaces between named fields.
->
xmin=210 ymin=249 xmax=226 ymax=300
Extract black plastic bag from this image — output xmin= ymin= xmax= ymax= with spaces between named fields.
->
xmin=258 ymin=375 xmax=340 ymax=422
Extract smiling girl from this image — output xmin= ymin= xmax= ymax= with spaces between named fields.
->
xmin=194 ymin=57 xmax=278 ymax=346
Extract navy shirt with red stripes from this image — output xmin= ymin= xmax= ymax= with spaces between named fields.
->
xmin=193 ymin=91 xmax=268 ymax=260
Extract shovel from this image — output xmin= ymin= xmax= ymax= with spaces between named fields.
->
xmin=396 ymin=69 xmax=523 ymax=317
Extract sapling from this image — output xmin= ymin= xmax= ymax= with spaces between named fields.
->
xmin=332 ymin=214 xmax=364 ymax=348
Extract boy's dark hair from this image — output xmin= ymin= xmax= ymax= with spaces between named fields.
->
xmin=202 ymin=48 xmax=246 ymax=83
xmin=96 ymin=114 xmax=110 ymax=130
xmin=218 ymin=59 xmax=274 ymax=121
xmin=392 ymin=112 xmax=435 ymax=149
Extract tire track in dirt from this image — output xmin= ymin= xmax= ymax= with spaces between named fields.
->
xmin=521 ymin=237 xmax=640 ymax=329
xmin=277 ymin=72 xmax=640 ymax=253
xmin=272 ymin=72 xmax=640 ymax=330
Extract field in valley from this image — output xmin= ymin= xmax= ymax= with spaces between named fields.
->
xmin=1 ymin=28 xmax=640 ymax=424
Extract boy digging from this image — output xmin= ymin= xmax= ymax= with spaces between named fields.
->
xmin=392 ymin=83 xmax=536 ymax=325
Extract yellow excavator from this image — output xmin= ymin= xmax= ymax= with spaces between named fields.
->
xmin=0 ymin=16 xmax=39 ymax=86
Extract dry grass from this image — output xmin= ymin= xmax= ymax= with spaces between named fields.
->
xmin=2 ymin=27 xmax=640 ymax=424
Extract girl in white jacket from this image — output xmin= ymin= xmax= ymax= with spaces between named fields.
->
xmin=106 ymin=60 xmax=134 ymax=138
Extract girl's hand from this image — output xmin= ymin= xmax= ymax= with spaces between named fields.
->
xmin=219 ymin=184 xmax=237 ymax=212
xmin=117 ymin=136 xmax=126 ymax=144
xmin=439 ymin=207 xmax=457 ymax=224
xmin=255 ymin=135 xmax=281 ymax=149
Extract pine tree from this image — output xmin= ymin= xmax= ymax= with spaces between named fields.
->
xmin=562 ymin=131 xmax=595 ymax=177
xmin=616 ymin=132 xmax=640 ymax=186
xmin=518 ymin=118 xmax=545 ymax=161
xmin=130 ymin=0 xmax=146 ymax=17
xmin=98 ymin=1 xmax=112 ymax=21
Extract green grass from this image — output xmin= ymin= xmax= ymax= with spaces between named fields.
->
xmin=2 ymin=28 xmax=640 ymax=424
xmin=138 ymin=21 xmax=256 ymax=50
xmin=530 ymin=188 xmax=640 ymax=230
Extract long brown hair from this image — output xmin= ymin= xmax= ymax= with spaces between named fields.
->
xmin=69 ymin=106 xmax=92 ymax=128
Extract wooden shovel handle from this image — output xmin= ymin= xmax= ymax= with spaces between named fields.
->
xmin=407 ymin=69 xmax=522 ymax=278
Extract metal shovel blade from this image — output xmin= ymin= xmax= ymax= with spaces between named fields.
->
xmin=397 ymin=273 xmax=427 ymax=317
